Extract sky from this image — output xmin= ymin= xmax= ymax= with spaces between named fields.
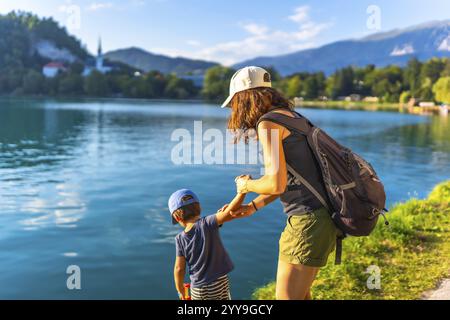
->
xmin=1 ymin=0 xmax=449 ymax=65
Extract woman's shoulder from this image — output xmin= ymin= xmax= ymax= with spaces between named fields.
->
xmin=257 ymin=111 xmax=294 ymax=130
xmin=257 ymin=118 xmax=285 ymax=129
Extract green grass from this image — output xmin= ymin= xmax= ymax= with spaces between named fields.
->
xmin=297 ymin=100 xmax=402 ymax=112
xmin=253 ymin=181 xmax=450 ymax=300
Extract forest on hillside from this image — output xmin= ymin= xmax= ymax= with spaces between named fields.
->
xmin=1 ymin=11 xmax=449 ymax=103
xmin=202 ymin=58 xmax=450 ymax=104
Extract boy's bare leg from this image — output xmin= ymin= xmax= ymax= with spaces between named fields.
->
xmin=275 ymin=260 xmax=319 ymax=300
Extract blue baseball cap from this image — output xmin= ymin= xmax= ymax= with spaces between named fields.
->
xmin=168 ymin=189 xmax=200 ymax=224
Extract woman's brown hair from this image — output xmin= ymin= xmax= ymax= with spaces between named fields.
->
xmin=227 ymin=87 xmax=293 ymax=143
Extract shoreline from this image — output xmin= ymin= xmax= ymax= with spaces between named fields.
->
xmin=253 ymin=180 xmax=450 ymax=300
xmin=1 ymin=96 xmax=447 ymax=117
xmin=296 ymin=100 xmax=448 ymax=116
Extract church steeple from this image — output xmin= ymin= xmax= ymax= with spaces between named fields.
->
xmin=96 ymin=37 xmax=103 ymax=71
xmin=97 ymin=37 xmax=102 ymax=56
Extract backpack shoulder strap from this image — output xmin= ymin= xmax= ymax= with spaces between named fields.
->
xmin=256 ymin=110 xmax=313 ymax=136
xmin=286 ymin=163 xmax=330 ymax=211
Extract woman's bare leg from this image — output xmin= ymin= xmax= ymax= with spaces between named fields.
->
xmin=275 ymin=259 xmax=319 ymax=300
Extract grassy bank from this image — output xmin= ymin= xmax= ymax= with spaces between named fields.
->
xmin=253 ymin=181 xmax=450 ymax=300
xmin=296 ymin=100 xmax=403 ymax=112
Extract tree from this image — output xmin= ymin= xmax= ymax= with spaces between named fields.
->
xmin=0 ymin=14 xmax=31 ymax=71
xmin=314 ymin=72 xmax=326 ymax=97
xmin=144 ymin=71 xmax=167 ymax=98
xmin=403 ymin=58 xmax=422 ymax=97
xmin=286 ymin=76 xmax=301 ymax=98
xmin=325 ymin=75 xmax=335 ymax=98
xmin=164 ymin=75 xmax=198 ymax=99
xmin=84 ymin=71 xmax=110 ymax=96
xmin=432 ymin=77 xmax=450 ymax=104
xmin=202 ymin=66 xmax=236 ymax=101
xmin=399 ymin=91 xmax=412 ymax=104
xmin=43 ymin=76 xmax=59 ymax=95
xmin=329 ymin=67 xmax=355 ymax=98
xmin=303 ymin=76 xmax=319 ymax=100
xmin=69 ymin=61 xmax=85 ymax=75
xmin=441 ymin=58 xmax=450 ymax=77
xmin=421 ymin=58 xmax=445 ymax=84
xmin=58 ymin=74 xmax=84 ymax=95
xmin=365 ymin=65 xmax=403 ymax=102
xmin=22 ymin=70 xmax=45 ymax=94
xmin=419 ymin=77 xmax=434 ymax=101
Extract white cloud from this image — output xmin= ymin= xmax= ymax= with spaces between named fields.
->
xmin=241 ymin=23 xmax=270 ymax=36
xmin=149 ymin=6 xmax=330 ymax=65
xmin=288 ymin=6 xmax=309 ymax=23
xmin=194 ymin=6 xmax=330 ymax=65
xmin=87 ymin=2 xmax=113 ymax=11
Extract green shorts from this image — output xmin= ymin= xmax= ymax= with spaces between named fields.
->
xmin=279 ymin=207 xmax=338 ymax=267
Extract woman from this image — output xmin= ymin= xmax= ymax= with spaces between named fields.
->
xmin=222 ymin=66 xmax=338 ymax=300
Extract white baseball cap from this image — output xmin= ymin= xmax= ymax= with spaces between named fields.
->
xmin=221 ymin=66 xmax=272 ymax=108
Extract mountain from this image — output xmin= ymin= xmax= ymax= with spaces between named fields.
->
xmin=104 ymin=47 xmax=218 ymax=75
xmin=234 ymin=20 xmax=450 ymax=76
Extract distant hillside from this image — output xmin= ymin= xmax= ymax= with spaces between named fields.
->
xmin=104 ymin=47 xmax=218 ymax=75
xmin=0 ymin=11 xmax=89 ymax=71
xmin=234 ymin=20 xmax=450 ymax=76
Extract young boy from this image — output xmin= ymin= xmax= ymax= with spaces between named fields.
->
xmin=168 ymin=188 xmax=246 ymax=300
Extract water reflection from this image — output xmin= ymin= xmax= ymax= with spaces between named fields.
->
xmin=19 ymin=183 xmax=85 ymax=229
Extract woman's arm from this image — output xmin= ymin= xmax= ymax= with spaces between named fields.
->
xmin=236 ymin=120 xmax=288 ymax=195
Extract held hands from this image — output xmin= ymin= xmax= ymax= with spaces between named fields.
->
xmin=229 ymin=203 xmax=256 ymax=218
xmin=215 ymin=175 xmax=256 ymax=220
xmin=217 ymin=202 xmax=256 ymax=218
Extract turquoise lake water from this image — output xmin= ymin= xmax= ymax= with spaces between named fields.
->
xmin=0 ymin=98 xmax=449 ymax=299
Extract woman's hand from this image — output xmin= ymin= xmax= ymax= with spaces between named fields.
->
xmin=235 ymin=175 xmax=251 ymax=194
xmin=229 ymin=204 xmax=256 ymax=218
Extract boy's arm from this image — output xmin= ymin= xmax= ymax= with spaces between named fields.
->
xmin=173 ymin=256 xmax=186 ymax=299
xmin=230 ymin=194 xmax=279 ymax=218
xmin=215 ymin=193 xmax=246 ymax=225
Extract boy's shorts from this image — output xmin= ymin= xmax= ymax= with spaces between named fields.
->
xmin=190 ymin=275 xmax=231 ymax=300
xmin=279 ymin=207 xmax=338 ymax=267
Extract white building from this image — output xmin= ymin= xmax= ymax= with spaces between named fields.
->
xmin=42 ymin=62 xmax=67 ymax=78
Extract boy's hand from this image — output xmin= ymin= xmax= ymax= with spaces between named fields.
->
xmin=215 ymin=192 xmax=246 ymax=225
xmin=230 ymin=204 xmax=256 ymax=218
xmin=217 ymin=204 xmax=228 ymax=213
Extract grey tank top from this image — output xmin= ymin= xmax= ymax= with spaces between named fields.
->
xmin=257 ymin=110 xmax=328 ymax=216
